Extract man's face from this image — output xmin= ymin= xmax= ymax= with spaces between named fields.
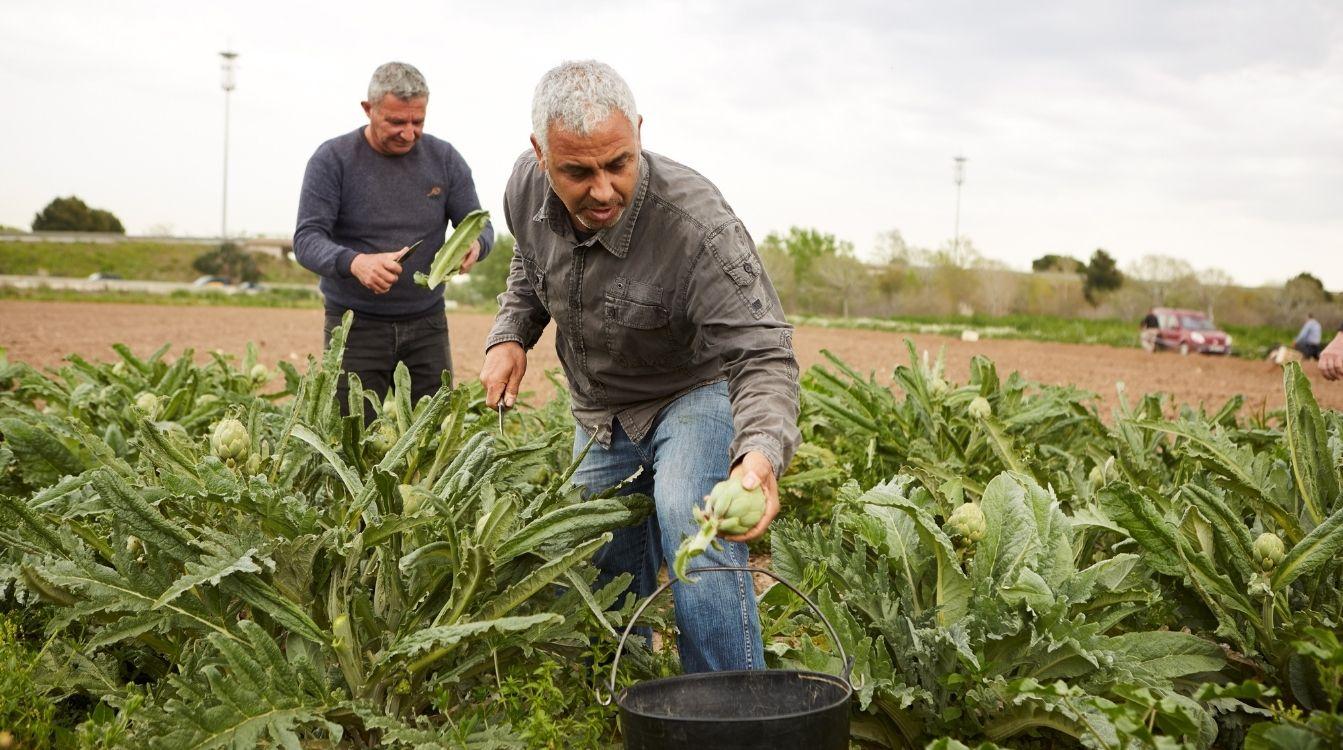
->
xmin=362 ymin=94 xmax=426 ymax=156
xmin=533 ymin=111 xmax=642 ymax=232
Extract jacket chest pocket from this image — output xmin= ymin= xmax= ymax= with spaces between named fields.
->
xmin=600 ymin=277 xmax=689 ymax=370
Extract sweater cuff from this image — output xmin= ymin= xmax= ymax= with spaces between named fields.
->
xmin=337 ymin=249 xmax=359 ymax=279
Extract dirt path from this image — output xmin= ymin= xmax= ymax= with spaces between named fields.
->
xmin=3 ymin=300 xmax=1340 ymax=414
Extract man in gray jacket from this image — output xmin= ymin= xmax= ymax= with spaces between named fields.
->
xmin=294 ymin=62 xmax=494 ymax=416
xmin=480 ymin=60 xmax=800 ymax=673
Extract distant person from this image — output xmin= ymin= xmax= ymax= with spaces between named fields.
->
xmin=293 ymin=61 xmax=495 ymax=418
xmin=1319 ymin=321 xmax=1343 ymax=380
xmin=1140 ymin=310 xmax=1160 ymax=353
xmin=1293 ymin=313 xmax=1323 ymax=360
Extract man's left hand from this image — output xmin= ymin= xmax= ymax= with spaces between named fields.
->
xmin=721 ymin=451 xmax=779 ymax=543
xmin=458 ymin=241 xmax=482 ymax=275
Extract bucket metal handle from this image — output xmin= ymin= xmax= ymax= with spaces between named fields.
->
xmin=596 ymin=565 xmax=855 ymax=706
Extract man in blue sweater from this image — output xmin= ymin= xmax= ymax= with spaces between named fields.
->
xmin=294 ymin=61 xmax=494 ymax=417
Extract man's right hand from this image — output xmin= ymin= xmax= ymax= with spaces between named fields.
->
xmin=480 ymin=342 xmax=527 ymax=408
xmin=350 ymin=251 xmax=405 ymax=294
xmin=1321 ymin=335 xmax=1343 ymax=381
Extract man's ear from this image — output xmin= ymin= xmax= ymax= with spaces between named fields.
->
xmin=529 ymin=134 xmax=545 ymax=170
xmin=361 ymin=101 xmax=373 ymax=117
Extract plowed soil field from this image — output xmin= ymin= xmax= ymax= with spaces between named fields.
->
xmin=4 ymin=300 xmax=1340 ymax=414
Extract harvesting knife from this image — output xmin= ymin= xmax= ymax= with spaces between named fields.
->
xmin=396 ymin=239 xmax=425 ymax=263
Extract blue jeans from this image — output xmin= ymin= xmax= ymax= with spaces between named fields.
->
xmin=573 ymin=381 xmax=763 ymax=673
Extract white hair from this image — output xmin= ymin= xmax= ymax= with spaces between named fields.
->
xmin=531 ymin=60 xmax=638 ymax=155
xmin=367 ymin=62 xmax=428 ymax=103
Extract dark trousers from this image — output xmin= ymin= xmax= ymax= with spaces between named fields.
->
xmin=1295 ymin=342 xmax=1322 ymax=360
xmin=323 ymin=310 xmax=452 ymax=423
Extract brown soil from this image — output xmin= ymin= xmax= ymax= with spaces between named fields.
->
xmin=3 ymin=300 xmax=1341 ymax=414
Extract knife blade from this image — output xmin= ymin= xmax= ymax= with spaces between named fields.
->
xmin=396 ymin=238 xmax=425 ymax=263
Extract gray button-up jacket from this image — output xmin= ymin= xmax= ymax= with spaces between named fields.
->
xmin=485 ymin=150 xmax=801 ymax=477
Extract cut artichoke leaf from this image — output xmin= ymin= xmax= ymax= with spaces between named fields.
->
xmin=416 ymin=209 xmax=491 ymax=290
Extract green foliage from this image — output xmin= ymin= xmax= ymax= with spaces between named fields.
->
xmin=191 ymin=242 xmax=261 ymax=284
xmin=1286 ymin=272 xmax=1332 ymax=304
xmin=759 ymin=226 xmax=857 ymax=314
xmin=0 ymin=614 xmax=62 ymax=747
xmin=0 ymin=239 xmax=313 ymax=284
xmin=1083 ymin=248 xmax=1124 ymax=304
xmin=0 ymin=285 xmax=323 ymax=308
xmin=32 ymin=196 xmax=125 ymax=233
xmin=1031 ymin=254 xmax=1084 ymax=273
xmin=793 ymin=311 xmax=1291 ymax=359
xmin=0 ymin=319 xmax=653 ymax=744
xmin=767 ymin=472 xmax=1219 ymax=747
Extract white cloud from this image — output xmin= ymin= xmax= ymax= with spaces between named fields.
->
xmin=0 ymin=0 xmax=1338 ymax=288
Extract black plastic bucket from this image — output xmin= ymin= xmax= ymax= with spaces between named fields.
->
xmin=598 ymin=566 xmax=853 ymax=750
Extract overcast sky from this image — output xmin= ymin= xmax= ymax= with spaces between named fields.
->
xmin=1 ymin=0 xmax=1339 ymax=287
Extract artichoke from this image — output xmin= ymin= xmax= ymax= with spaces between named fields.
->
xmin=1253 ymin=532 xmax=1286 ymax=572
xmin=673 ymin=477 xmax=767 ymax=582
xmin=945 ymin=502 xmax=987 ymax=546
xmin=368 ymin=423 xmax=396 ymax=458
xmin=968 ymin=396 xmax=992 ymax=420
xmin=210 ymin=418 xmax=250 ymax=464
xmin=134 ymin=392 xmax=159 ymax=415
xmin=928 ymin=377 xmax=951 ymax=398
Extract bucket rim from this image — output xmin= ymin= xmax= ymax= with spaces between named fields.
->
xmin=616 ymin=668 xmax=853 ymax=723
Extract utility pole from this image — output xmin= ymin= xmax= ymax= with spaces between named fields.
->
xmin=219 ymin=50 xmax=239 ymax=243
xmin=952 ymin=155 xmax=967 ymax=267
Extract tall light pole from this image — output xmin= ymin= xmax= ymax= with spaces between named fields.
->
xmin=219 ymin=50 xmax=239 ymax=243
xmin=952 ymin=155 xmax=967 ymax=267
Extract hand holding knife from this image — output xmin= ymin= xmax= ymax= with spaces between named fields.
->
xmin=395 ymin=238 xmax=424 ymax=263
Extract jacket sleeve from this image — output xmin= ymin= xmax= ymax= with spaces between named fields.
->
xmin=484 ymin=188 xmax=550 ymax=351
xmin=293 ymin=146 xmax=359 ymax=279
xmin=685 ymin=220 xmax=801 ymax=478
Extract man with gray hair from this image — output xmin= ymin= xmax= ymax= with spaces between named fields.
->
xmin=295 ymin=61 xmax=494 ymax=417
xmin=480 ymin=61 xmax=800 ymax=673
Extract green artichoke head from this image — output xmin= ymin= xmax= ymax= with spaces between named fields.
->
xmin=210 ymin=418 xmax=250 ymax=463
xmin=945 ymin=502 xmax=987 ymax=546
xmin=1252 ymin=532 xmax=1286 ymax=572
xmin=706 ymin=476 xmax=767 ymax=535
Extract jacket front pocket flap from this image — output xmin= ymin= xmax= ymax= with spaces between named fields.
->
xmin=606 ymin=298 xmax=669 ymax=330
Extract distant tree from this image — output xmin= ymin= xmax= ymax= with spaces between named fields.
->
xmin=815 ymin=250 xmax=871 ymax=318
xmin=873 ymin=229 xmax=912 ymax=265
xmin=1082 ymin=249 xmax=1124 ymax=304
xmin=1031 ymin=254 xmax=1084 ymax=273
xmin=192 ymin=243 xmax=261 ymax=283
xmin=1287 ymin=272 xmax=1331 ymax=302
xmin=0 ymin=224 xmax=26 ymax=234
xmin=1197 ymin=267 xmax=1235 ymax=318
xmin=977 ymin=259 xmax=1020 ymax=316
xmin=31 ymin=196 xmax=125 ymax=233
xmin=759 ymin=227 xmax=852 ymax=312
xmin=1126 ymin=254 xmax=1195 ymax=306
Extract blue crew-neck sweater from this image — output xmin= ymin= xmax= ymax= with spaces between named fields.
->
xmin=293 ymin=127 xmax=495 ymax=319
